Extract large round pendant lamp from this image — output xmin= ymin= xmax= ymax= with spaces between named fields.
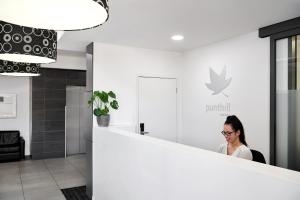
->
xmin=0 ymin=0 xmax=109 ymax=31
xmin=0 ymin=21 xmax=57 ymax=64
xmin=0 ymin=60 xmax=40 ymax=76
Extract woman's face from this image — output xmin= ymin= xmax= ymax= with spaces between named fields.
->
xmin=223 ymin=124 xmax=240 ymax=144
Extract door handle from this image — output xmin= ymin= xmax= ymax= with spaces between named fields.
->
xmin=140 ymin=123 xmax=149 ymax=135
xmin=141 ymin=131 xmax=149 ymax=135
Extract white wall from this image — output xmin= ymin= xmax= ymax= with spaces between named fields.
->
xmin=92 ymin=33 xmax=271 ymax=162
xmin=181 ymin=31 xmax=270 ymax=162
xmin=42 ymin=50 xmax=86 ymax=70
xmin=92 ymin=43 xmax=183 ymax=132
xmin=0 ymin=76 xmax=31 ymax=155
xmin=93 ymin=127 xmax=300 ymax=200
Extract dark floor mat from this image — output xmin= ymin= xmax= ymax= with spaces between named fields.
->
xmin=61 ymin=186 xmax=91 ymax=200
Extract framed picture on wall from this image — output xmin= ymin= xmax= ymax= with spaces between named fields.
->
xmin=0 ymin=93 xmax=17 ymax=118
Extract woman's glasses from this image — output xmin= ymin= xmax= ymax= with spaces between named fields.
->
xmin=221 ymin=131 xmax=234 ymax=137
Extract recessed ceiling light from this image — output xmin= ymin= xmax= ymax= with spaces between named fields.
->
xmin=171 ymin=35 xmax=184 ymax=41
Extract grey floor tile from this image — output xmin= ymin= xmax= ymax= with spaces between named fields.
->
xmin=46 ymin=164 xmax=76 ymax=173
xmin=0 ymin=191 xmax=24 ymax=200
xmin=0 ymin=173 xmax=21 ymax=183
xmin=66 ymin=154 xmax=86 ymax=162
xmin=77 ymin=167 xmax=87 ymax=177
xmin=0 ymin=161 xmax=20 ymax=168
xmin=66 ymin=154 xmax=87 ymax=177
xmin=22 ymin=174 xmax=57 ymax=191
xmin=20 ymin=166 xmax=49 ymax=177
xmin=24 ymin=186 xmax=66 ymax=200
xmin=57 ymin=177 xmax=86 ymax=189
xmin=80 ymin=170 xmax=87 ymax=177
xmin=19 ymin=159 xmax=44 ymax=166
xmin=19 ymin=160 xmax=46 ymax=169
xmin=0 ymin=171 xmax=22 ymax=194
xmin=44 ymin=158 xmax=76 ymax=172
xmin=0 ymin=169 xmax=20 ymax=178
xmin=0 ymin=162 xmax=20 ymax=174
xmin=69 ymin=160 xmax=86 ymax=169
xmin=44 ymin=157 xmax=67 ymax=165
xmin=20 ymin=160 xmax=49 ymax=178
xmin=50 ymin=166 xmax=82 ymax=177
xmin=0 ymin=163 xmax=23 ymax=198
xmin=0 ymin=182 xmax=22 ymax=193
xmin=75 ymin=162 xmax=86 ymax=168
xmin=51 ymin=168 xmax=86 ymax=189
xmin=0 ymin=154 xmax=86 ymax=200
xmin=20 ymin=170 xmax=52 ymax=182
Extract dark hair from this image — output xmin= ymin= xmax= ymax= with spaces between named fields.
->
xmin=224 ymin=115 xmax=248 ymax=146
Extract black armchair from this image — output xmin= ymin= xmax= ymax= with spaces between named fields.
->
xmin=0 ymin=130 xmax=25 ymax=162
xmin=250 ymin=149 xmax=266 ymax=164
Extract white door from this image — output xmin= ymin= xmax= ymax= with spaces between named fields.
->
xmin=138 ymin=77 xmax=177 ymax=142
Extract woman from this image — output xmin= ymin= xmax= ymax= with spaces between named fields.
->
xmin=218 ymin=115 xmax=252 ymax=160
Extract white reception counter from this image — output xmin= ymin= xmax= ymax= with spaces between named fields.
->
xmin=93 ymin=127 xmax=300 ymax=200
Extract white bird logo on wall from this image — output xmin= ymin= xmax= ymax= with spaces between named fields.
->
xmin=205 ymin=66 xmax=232 ymax=97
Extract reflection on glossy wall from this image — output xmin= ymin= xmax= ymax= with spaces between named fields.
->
xmin=276 ymin=35 xmax=300 ymax=172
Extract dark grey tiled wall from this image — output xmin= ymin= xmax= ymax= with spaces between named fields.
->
xmin=31 ymin=68 xmax=86 ymax=160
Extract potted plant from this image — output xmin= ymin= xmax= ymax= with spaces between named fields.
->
xmin=88 ymin=90 xmax=119 ymax=127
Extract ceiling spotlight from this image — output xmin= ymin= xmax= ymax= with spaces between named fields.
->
xmin=0 ymin=60 xmax=40 ymax=76
xmin=0 ymin=21 xmax=57 ymax=64
xmin=0 ymin=0 xmax=109 ymax=31
xmin=171 ymin=35 xmax=184 ymax=41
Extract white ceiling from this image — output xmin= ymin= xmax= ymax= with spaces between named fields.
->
xmin=58 ymin=0 xmax=300 ymax=52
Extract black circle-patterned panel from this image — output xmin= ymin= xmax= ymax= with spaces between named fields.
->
xmin=0 ymin=21 xmax=57 ymax=62
xmin=0 ymin=60 xmax=40 ymax=75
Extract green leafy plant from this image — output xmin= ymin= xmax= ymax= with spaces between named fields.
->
xmin=88 ymin=90 xmax=119 ymax=116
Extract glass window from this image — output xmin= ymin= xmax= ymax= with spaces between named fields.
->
xmin=276 ymin=35 xmax=300 ymax=171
